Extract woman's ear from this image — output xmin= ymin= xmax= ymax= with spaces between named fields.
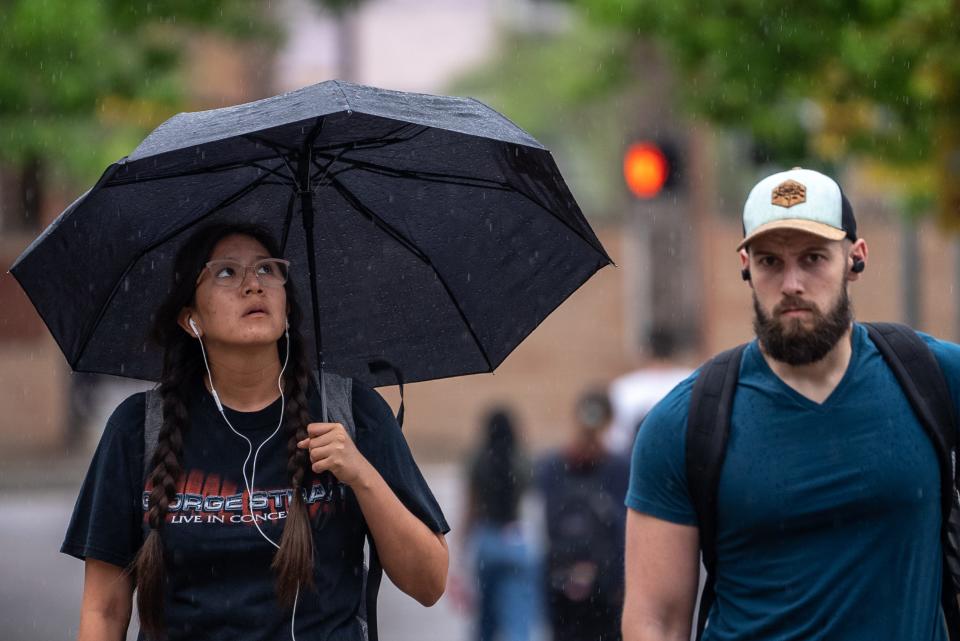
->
xmin=177 ymin=308 xmax=198 ymax=337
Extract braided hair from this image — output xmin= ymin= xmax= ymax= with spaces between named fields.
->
xmin=134 ymin=224 xmax=315 ymax=637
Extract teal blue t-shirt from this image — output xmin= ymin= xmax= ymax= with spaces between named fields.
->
xmin=627 ymin=323 xmax=960 ymax=641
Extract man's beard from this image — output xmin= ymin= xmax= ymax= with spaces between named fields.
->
xmin=752 ymin=285 xmax=853 ymax=366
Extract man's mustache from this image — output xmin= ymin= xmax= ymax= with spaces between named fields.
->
xmin=773 ymin=296 xmax=819 ymax=316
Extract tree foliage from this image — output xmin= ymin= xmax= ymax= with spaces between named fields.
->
xmin=451 ymin=23 xmax=634 ymax=218
xmin=0 ymin=0 xmax=277 ymax=184
xmin=579 ymin=0 xmax=960 ymax=172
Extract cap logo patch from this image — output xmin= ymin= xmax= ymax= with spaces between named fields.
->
xmin=771 ymin=179 xmax=806 ymax=208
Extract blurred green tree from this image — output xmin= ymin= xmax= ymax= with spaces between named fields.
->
xmin=451 ymin=21 xmax=634 ymax=218
xmin=0 ymin=0 xmax=277 ymax=228
xmin=577 ymin=0 xmax=960 ymax=220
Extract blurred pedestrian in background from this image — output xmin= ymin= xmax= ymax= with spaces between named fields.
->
xmin=607 ymin=329 xmax=692 ymax=455
xmin=464 ymin=407 xmax=538 ymax=641
xmin=536 ymin=390 xmax=630 ymax=641
xmin=65 ymin=372 xmax=103 ymax=448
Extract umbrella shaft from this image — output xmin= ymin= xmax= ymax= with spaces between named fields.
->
xmin=300 ymin=187 xmax=328 ymax=423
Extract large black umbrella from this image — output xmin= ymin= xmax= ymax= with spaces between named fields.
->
xmin=11 ymin=80 xmax=611 ymax=391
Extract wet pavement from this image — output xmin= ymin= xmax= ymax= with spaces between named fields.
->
xmin=0 ymin=464 xmax=470 ymax=641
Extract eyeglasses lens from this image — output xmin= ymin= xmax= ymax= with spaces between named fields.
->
xmin=206 ymin=259 xmax=289 ymax=288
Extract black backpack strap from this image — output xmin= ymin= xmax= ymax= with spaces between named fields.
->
xmin=864 ymin=322 xmax=960 ymax=639
xmin=305 ymin=370 xmax=377 ymax=640
xmin=685 ymin=343 xmax=748 ymax=640
xmin=143 ymin=388 xmax=163 ymax=480
xmin=368 ymin=360 xmax=405 ymax=428
xmin=364 ymin=545 xmax=383 ymax=641
xmin=362 ymin=361 xmax=406 ymax=641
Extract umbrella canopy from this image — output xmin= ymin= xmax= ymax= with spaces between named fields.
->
xmin=11 ymin=80 xmax=612 ymax=388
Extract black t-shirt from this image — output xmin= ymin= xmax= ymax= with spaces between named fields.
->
xmin=534 ymin=450 xmax=630 ymax=604
xmin=62 ymin=379 xmax=449 ymax=641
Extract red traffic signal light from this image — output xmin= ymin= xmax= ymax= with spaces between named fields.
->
xmin=624 ymin=142 xmax=670 ymax=199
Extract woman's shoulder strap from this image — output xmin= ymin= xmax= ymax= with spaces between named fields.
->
xmin=143 ymin=387 xmax=163 ymax=479
xmin=311 ymin=370 xmax=357 ymax=440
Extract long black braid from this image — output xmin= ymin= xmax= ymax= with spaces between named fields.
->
xmin=272 ymin=311 xmax=317 ymax=608
xmin=132 ymin=223 xmax=316 ymax=635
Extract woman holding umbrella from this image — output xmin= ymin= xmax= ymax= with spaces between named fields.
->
xmin=8 ymin=79 xmax=612 ymax=641
xmin=61 ymin=223 xmax=449 ymax=641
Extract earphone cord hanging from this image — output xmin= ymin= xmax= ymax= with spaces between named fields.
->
xmin=195 ymin=328 xmax=300 ymax=641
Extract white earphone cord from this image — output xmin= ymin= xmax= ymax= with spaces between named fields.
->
xmin=194 ymin=324 xmax=300 ymax=641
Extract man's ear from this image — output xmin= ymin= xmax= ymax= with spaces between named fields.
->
xmin=847 ymin=238 xmax=869 ymax=282
xmin=739 ymin=249 xmax=753 ymax=287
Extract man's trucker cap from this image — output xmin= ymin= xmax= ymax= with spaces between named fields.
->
xmin=737 ymin=168 xmax=857 ymax=251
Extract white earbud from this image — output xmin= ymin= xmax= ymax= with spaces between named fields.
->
xmin=189 ymin=317 xmax=200 ymax=337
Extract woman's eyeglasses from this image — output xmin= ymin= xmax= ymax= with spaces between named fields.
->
xmin=202 ymin=258 xmax=291 ymax=289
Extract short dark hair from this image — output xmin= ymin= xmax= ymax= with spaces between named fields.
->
xmin=647 ymin=327 xmax=678 ymax=359
xmin=576 ymin=389 xmax=612 ymax=429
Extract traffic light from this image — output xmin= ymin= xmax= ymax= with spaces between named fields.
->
xmin=623 ymin=140 xmax=680 ymax=199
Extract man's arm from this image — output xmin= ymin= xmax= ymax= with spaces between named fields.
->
xmin=622 ymin=509 xmax=700 ymax=641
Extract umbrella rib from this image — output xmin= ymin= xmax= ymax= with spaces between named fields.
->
xmin=330 ymin=125 xmax=430 ymax=152
xmin=103 ymin=127 xmax=426 ymax=188
xmin=311 ymin=148 xmax=349 ymax=189
xmin=238 ymin=135 xmax=300 ymax=186
xmin=326 ymin=158 xmax=609 ymax=262
xmin=279 ymin=189 xmax=297 ymax=255
xmin=250 ymin=163 xmax=297 ymax=184
xmin=315 ymin=153 xmax=512 ymax=191
xmin=344 ymin=163 xmax=514 ymax=192
xmin=329 ymin=177 xmax=495 ymax=372
xmin=276 ymin=152 xmax=299 ymax=188
xmin=328 ymin=179 xmax=430 ymax=262
xmin=308 ymin=125 xmax=429 ymax=156
xmin=103 ymin=155 xmax=291 ymax=187
xmin=71 ymin=173 xmax=275 ymax=369
xmin=243 ymin=133 xmax=298 ymax=154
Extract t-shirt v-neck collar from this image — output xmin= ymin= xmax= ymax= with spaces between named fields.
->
xmin=747 ymin=324 xmax=862 ymax=412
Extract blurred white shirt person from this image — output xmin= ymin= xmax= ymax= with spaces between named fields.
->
xmin=607 ymin=329 xmax=692 ymax=454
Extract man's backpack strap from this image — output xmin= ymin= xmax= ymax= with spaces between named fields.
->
xmin=144 ymin=388 xmax=163 ymax=480
xmin=685 ymin=342 xmax=748 ymax=641
xmin=864 ymin=322 xmax=960 ymax=639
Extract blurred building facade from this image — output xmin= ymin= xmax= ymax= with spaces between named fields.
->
xmin=0 ymin=197 xmax=68 ymax=453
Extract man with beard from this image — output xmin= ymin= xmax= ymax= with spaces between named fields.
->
xmin=621 ymin=168 xmax=960 ymax=641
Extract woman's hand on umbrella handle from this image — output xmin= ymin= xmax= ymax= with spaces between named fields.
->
xmin=297 ymin=422 xmax=373 ymax=487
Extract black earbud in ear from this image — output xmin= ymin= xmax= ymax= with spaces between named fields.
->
xmin=851 ymin=258 xmax=865 ymax=274
xmin=741 ymin=268 xmax=752 ymax=281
